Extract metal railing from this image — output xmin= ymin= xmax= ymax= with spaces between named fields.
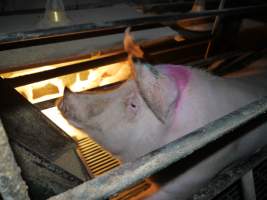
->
xmin=0 ymin=3 xmax=266 ymax=50
xmin=2 ymin=94 xmax=267 ymax=200
xmin=1 ymin=2 xmax=267 ymax=199
xmin=0 ymin=119 xmax=30 ymax=200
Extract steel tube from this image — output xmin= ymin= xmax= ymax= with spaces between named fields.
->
xmin=205 ymin=0 xmax=226 ymax=58
xmin=5 ymin=37 xmax=210 ymax=87
xmin=5 ymin=51 xmax=127 ymax=87
xmin=191 ymin=146 xmax=267 ymax=200
xmin=0 ymin=4 xmax=266 ymax=50
xmin=0 ymin=118 xmax=30 ymax=200
xmin=241 ymin=170 xmax=256 ymax=200
xmin=49 ymin=96 xmax=267 ymax=200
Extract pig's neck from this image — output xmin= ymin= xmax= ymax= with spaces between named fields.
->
xmin=166 ymin=68 xmax=266 ymax=144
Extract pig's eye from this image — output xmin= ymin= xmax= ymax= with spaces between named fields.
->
xmin=130 ymin=103 xmax=137 ymax=109
xmin=127 ymin=100 xmax=138 ymax=112
xmin=125 ymin=92 xmax=139 ymax=120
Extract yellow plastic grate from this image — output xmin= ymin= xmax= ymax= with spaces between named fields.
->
xmin=76 ymin=137 xmax=152 ymax=200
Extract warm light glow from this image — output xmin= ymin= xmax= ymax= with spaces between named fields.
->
xmin=0 ymin=31 xmax=142 ymax=140
xmin=42 ymin=107 xmax=87 ymax=140
xmin=0 ymin=58 xmax=92 ymax=78
xmin=15 ymin=77 xmax=65 ymax=103
xmin=0 ymin=50 xmax=133 ymax=140
xmin=1 ymin=61 xmax=131 ymax=104
xmin=53 ymin=11 xmax=59 ymax=22
xmin=69 ymin=62 xmax=130 ymax=92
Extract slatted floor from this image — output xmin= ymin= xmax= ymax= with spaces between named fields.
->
xmin=76 ymin=137 xmax=152 ymax=200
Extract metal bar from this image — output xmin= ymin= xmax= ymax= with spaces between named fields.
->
xmin=0 ymin=77 xmax=76 ymax=161
xmin=49 ymin=96 xmax=267 ymax=200
xmin=187 ymin=51 xmax=243 ymax=68
xmin=212 ymin=49 xmax=267 ymax=76
xmin=5 ymin=37 xmax=210 ymax=87
xmin=0 ymin=24 xmax=160 ymax=51
xmin=205 ymin=0 xmax=226 ymax=58
xmin=0 ymin=4 xmax=266 ymax=50
xmin=140 ymin=2 xmax=193 ymax=13
xmin=191 ymin=147 xmax=267 ymax=200
xmin=241 ymin=170 xmax=256 ymax=200
xmin=0 ymin=1 xmax=131 ymax=16
xmin=5 ymin=51 xmax=127 ymax=87
xmin=0 ymin=118 xmax=30 ymax=200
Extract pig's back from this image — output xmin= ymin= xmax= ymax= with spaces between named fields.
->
xmin=152 ymin=68 xmax=267 ymax=200
xmin=233 ymin=70 xmax=267 ymax=90
xmin=166 ymin=68 xmax=267 ymax=142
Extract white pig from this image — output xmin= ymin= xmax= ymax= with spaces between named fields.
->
xmin=58 ymin=34 xmax=267 ymax=199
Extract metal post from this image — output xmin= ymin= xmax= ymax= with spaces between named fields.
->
xmin=0 ymin=118 xmax=30 ymax=200
xmin=241 ymin=170 xmax=256 ymax=200
xmin=205 ymin=0 xmax=226 ymax=58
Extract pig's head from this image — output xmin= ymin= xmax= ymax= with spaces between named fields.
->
xmin=58 ymin=30 xmax=180 ymax=162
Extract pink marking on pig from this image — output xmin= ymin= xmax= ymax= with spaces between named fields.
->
xmin=158 ymin=64 xmax=191 ymax=108
xmin=165 ymin=65 xmax=191 ymax=91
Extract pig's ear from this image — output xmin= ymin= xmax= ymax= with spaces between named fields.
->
xmin=57 ymin=88 xmax=76 ymax=118
xmin=63 ymin=87 xmax=77 ymax=100
xmin=63 ymin=87 xmax=72 ymax=96
xmin=133 ymin=59 xmax=179 ymax=123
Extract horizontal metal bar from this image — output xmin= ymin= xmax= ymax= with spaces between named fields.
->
xmin=0 ymin=4 xmax=266 ymax=50
xmin=49 ymin=96 xmax=267 ymax=200
xmin=5 ymin=37 xmax=210 ymax=87
xmin=191 ymin=146 xmax=267 ymax=200
xmin=0 ymin=1 xmax=130 ymax=16
xmin=0 ymin=24 xmax=160 ymax=51
xmin=5 ymin=51 xmax=127 ymax=87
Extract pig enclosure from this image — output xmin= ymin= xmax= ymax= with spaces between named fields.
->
xmin=0 ymin=0 xmax=267 ymax=199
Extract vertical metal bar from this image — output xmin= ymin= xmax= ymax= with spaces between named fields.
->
xmin=205 ymin=0 xmax=226 ymax=58
xmin=241 ymin=170 xmax=256 ymax=200
xmin=191 ymin=147 xmax=267 ymax=200
xmin=0 ymin=118 xmax=30 ymax=200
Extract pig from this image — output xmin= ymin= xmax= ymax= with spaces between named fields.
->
xmin=58 ymin=31 xmax=267 ymax=199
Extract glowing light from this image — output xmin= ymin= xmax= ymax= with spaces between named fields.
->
xmin=15 ymin=78 xmax=64 ymax=103
xmin=42 ymin=107 xmax=87 ymax=140
xmin=1 ymin=61 xmax=131 ymax=104
xmin=0 ymin=58 xmax=92 ymax=79
xmin=0 ymin=31 xmax=143 ymax=140
xmin=53 ymin=11 xmax=59 ymax=22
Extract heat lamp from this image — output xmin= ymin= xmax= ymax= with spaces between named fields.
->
xmin=37 ymin=0 xmax=71 ymax=28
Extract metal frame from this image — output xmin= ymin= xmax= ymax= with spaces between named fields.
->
xmin=0 ymin=118 xmax=30 ymax=200
xmin=1 ymin=2 xmax=267 ymax=200
xmin=5 ymin=36 xmax=211 ymax=87
xmin=191 ymin=146 xmax=267 ymax=200
xmin=0 ymin=4 xmax=266 ymax=50
xmin=1 ymin=94 xmax=267 ymax=200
